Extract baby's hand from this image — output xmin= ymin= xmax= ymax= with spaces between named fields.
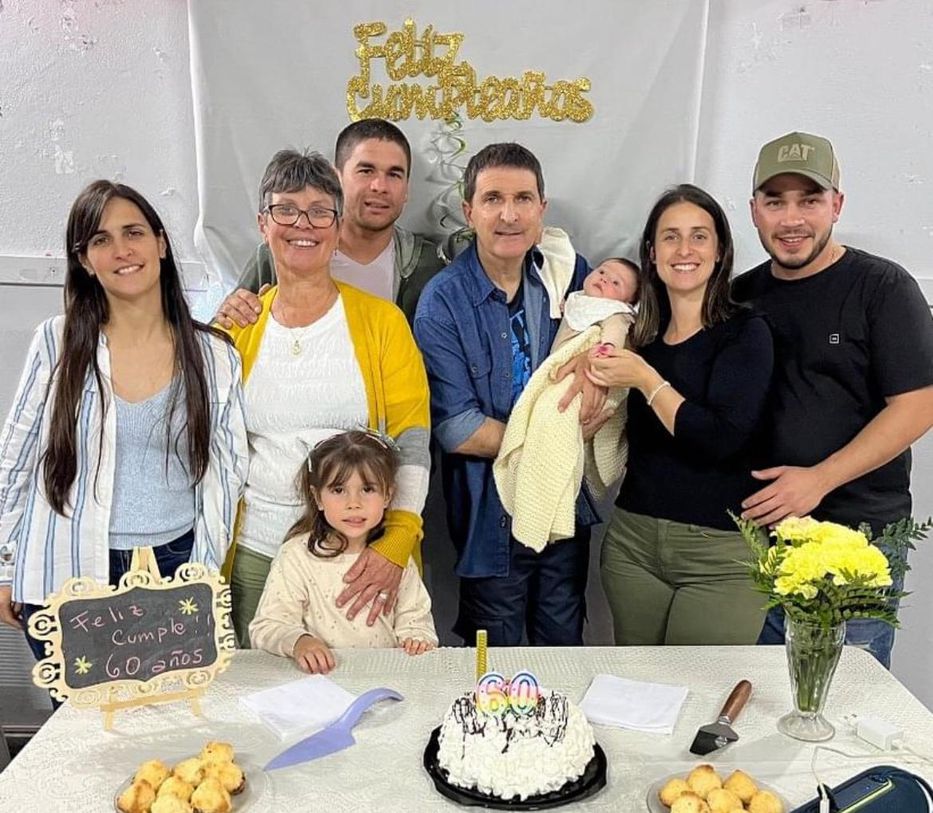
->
xmin=590 ymin=342 xmax=615 ymax=359
xmin=400 ymin=638 xmax=435 ymax=656
xmin=292 ymin=635 xmax=336 ymax=674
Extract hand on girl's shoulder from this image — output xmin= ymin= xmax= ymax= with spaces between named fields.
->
xmin=400 ymin=638 xmax=435 ymax=656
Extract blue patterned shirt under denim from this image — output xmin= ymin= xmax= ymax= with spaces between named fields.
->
xmin=414 ymin=241 xmax=596 ymax=578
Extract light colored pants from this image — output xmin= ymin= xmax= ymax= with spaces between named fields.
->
xmin=230 ymin=545 xmax=273 ymax=649
xmin=600 ymin=508 xmax=766 ymax=646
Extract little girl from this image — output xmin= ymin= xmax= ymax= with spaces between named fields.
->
xmin=249 ymin=430 xmax=437 ymax=674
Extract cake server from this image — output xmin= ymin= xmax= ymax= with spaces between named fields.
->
xmin=689 ymin=680 xmax=751 ymax=756
xmin=264 ymin=686 xmax=403 ymax=770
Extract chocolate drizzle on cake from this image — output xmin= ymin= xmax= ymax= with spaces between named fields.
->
xmin=448 ymin=691 xmax=570 ymax=752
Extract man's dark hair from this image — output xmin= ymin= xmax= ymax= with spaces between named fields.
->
xmin=334 ymin=119 xmax=412 ymax=176
xmin=462 ymin=143 xmax=545 ymax=204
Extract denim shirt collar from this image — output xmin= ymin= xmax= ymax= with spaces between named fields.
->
xmin=462 ymin=241 xmax=545 ymax=308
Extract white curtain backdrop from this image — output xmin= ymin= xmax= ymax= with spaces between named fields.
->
xmin=186 ymin=0 xmax=710 ymax=298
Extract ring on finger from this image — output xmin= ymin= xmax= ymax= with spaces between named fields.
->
xmin=377 ymin=590 xmax=390 ymax=601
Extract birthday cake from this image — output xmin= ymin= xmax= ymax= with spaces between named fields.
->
xmin=435 ymin=687 xmax=596 ymax=801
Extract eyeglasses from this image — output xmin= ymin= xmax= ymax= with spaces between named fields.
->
xmin=265 ymin=204 xmax=338 ymax=228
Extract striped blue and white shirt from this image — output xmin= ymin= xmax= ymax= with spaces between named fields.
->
xmin=0 ymin=316 xmax=249 ymax=605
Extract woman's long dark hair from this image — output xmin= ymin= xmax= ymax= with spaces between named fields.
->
xmin=44 ymin=180 xmax=228 ymax=515
xmin=288 ymin=431 xmax=398 ymax=558
xmin=632 ymin=184 xmax=737 ymax=347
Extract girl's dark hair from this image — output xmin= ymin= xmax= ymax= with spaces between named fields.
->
xmin=288 ymin=430 xmax=399 ymax=558
xmin=632 ymin=184 xmax=737 ymax=347
xmin=44 ymin=180 xmax=229 ymax=515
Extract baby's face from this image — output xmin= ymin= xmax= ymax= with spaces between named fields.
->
xmin=582 ymin=260 xmax=639 ymax=303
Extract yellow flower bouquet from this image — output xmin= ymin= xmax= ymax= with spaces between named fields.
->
xmin=744 ymin=516 xmax=901 ymax=628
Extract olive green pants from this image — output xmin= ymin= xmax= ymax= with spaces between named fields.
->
xmin=229 ymin=545 xmax=274 ymax=649
xmin=600 ymin=508 xmax=766 ymax=646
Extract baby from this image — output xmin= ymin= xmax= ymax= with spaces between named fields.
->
xmin=494 ymin=257 xmax=641 ymax=552
xmin=553 ymin=257 xmax=640 ymax=358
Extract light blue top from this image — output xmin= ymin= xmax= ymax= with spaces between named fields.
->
xmin=109 ymin=381 xmax=195 ymax=550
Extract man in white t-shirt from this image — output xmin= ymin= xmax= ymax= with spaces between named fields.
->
xmin=215 ymin=119 xmax=443 ymax=327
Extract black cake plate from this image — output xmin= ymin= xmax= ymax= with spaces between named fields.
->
xmin=423 ymin=726 xmax=607 ymax=810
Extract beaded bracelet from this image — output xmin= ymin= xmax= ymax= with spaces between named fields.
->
xmin=646 ymin=380 xmax=671 ymax=406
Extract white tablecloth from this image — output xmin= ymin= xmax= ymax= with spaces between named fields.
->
xmin=2 ymin=646 xmax=932 ymax=811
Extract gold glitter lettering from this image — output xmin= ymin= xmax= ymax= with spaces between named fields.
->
xmin=346 ymin=19 xmax=593 ymax=123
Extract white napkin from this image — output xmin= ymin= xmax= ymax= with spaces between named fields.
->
xmin=239 ymin=675 xmax=357 ymax=739
xmin=579 ymin=674 xmax=688 ymax=734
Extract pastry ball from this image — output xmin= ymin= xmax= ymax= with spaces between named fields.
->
xmin=671 ymin=791 xmax=711 ymax=813
xmin=117 ymin=779 xmax=156 ymax=813
xmin=151 ymin=795 xmax=194 ymax=813
xmin=723 ymin=769 xmax=758 ymax=803
xmin=659 ymin=777 xmax=692 ymax=806
xmin=157 ymin=775 xmax=194 ymax=802
xmin=190 ymin=777 xmax=232 ymax=813
xmin=686 ymin=764 xmax=722 ymax=799
xmin=199 ymin=741 xmax=235 ymax=765
xmin=204 ymin=761 xmax=245 ymax=795
xmin=748 ymin=789 xmax=784 ymax=813
xmin=173 ymin=757 xmax=205 ymax=786
xmin=134 ymin=759 xmax=171 ymax=789
xmin=706 ymin=787 xmax=744 ymax=812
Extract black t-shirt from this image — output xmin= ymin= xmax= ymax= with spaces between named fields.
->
xmin=617 ymin=310 xmax=774 ymax=530
xmin=732 ymin=247 xmax=933 ymax=530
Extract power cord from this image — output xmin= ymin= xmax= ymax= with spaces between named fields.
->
xmin=809 ymin=717 xmax=933 ymax=811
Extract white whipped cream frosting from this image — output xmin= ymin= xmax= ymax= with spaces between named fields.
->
xmin=436 ymin=689 xmax=596 ymax=801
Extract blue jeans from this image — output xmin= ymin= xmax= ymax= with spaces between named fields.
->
xmin=455 ymin=530 xmax=590 ymax=646
xmin=21 ymin=530 xmax=194 ymax=701
xmin=757 ymin=560 xmax=904 ymax=670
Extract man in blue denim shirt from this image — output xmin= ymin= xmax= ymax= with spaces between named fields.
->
xmin=414 ymin=143 xmax=610 ymax=646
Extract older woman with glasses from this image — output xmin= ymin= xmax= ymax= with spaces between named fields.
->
xmin=224 ymin=149 xmax=430 ymax=648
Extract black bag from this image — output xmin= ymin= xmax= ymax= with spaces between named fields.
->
xmin=791 ymin=765 xmax=932 ymax=812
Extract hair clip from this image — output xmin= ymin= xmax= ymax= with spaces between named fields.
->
xmin=353 ymin=424 xmax=401 ymax=453
xmin=304 ymin=426 xmax=400 ymax=472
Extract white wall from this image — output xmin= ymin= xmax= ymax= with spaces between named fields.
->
xmin=0 ymin=1 xmax=930 ymax=717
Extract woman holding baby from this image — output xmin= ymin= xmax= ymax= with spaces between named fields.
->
xmin=590 ymin=184 xmax=774 ymax=646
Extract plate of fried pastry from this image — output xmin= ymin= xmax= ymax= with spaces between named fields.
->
xmin=114 ymin=740 xmax=267 ymax=813
xmin=647 ymin=764 xmax=789 ymax=813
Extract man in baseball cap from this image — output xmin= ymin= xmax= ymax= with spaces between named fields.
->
xmin=733 ymin=131 xmax=933 ymax=668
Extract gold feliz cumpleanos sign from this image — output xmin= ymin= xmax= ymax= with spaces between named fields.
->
xmin=347 ymin=19 xmax=594 ymax=123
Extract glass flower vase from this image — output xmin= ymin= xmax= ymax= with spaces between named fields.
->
xmin=777 ymin=616 xmax=845 ymax=742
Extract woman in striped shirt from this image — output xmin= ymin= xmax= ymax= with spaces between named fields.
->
xmin=0 ymin=181 xmax=248 ymax=668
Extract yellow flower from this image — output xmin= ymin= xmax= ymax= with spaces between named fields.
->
xmin=761 ymin=517 xmax=892 ymax=600
xmin=773 ymin=517 xmax=822 ymax=544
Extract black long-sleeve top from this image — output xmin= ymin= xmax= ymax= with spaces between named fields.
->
xmin=617 ymin=309 xmax=774 ymax=530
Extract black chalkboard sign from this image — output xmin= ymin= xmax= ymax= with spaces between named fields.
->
xmin=57 ymin=581 xmax=218 ymax=690
xmin=29 ymin=563 xmax=234 ymax=719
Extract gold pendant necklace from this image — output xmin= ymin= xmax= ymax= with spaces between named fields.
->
xmin=288 ymin=324 xmax=314 ymax=355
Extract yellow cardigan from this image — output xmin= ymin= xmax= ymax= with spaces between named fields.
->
xmin=226 ymin=282 xmax=431 ymax=568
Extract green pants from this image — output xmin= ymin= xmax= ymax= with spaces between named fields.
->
xmin=600 ymin=508 xmax=766 ymax=646
xmin=229 ymin=545 xmax=273 ymax=649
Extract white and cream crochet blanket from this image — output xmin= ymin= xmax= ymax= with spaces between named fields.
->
xmin=493 ymin=326 xmax=628 ymax=552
